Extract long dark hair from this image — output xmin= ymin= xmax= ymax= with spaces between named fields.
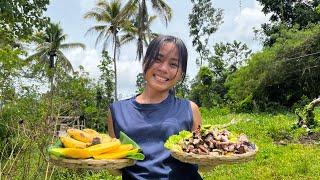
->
xmin=142 ymin=35 xmax=188 ymax=82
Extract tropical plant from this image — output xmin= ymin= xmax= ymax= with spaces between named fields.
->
xmin=120 ymin=15 xmax=158 ymax=60
xmin=98 ymin=51 xmax=115 ymax=107
xmin=135 ymin=72 xmax=145 ymax=94
xmin=132 ymin=0 xmax=172 ymax=60
xmin=189 ymin=0 xmax=223 ymax=66
xmin=0 ymin=0 xmax=50 ymax=41
xmin=225 ymin=25 xmax=320 ymax=111
xmin=26 ymin=23 xmax=85 ymax=116
xmin=189 ymin=66 xmax=223 ymax=108
xmin=84 ymin=0 xmax=135 ymax=100
xmin=0 ymin=47 xmax=25 ymax=110
xmin=257 ymin=0 xmax=320 ymax=46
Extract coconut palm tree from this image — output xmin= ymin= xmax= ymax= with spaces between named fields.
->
xmin=120 ymin=15 xmax=158 ymax=59
xmin=27 ymin=23 xmax=85 ymax=75
xmin=84 ymin=0 xmax=136 ymax=101
xmin=132 ymin=0 xmax=172 ymax=60
xmin=27 ymin=23 xmax=85 ymax=117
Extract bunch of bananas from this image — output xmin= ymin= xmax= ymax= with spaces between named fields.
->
xmin=49 ymin=128 xmax=139 ymax=160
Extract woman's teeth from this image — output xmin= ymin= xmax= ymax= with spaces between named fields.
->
xmin=154 ymin=75 xmax=169 ymax=82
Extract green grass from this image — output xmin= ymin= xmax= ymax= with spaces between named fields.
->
xmin=200 ymin=107 xmax=320 ymax=180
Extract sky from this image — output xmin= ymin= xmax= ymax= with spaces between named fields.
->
xmin=45 ymin=0 xmax=270 ymax=99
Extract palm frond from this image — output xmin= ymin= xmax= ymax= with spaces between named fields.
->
xmin=55 ymin=50 xmax=74 ymax=73
xmin=60 ymin=43 xmax=86 ymax=51
xmin=25 ymin=50 xmax=47 ymax=62
xmin=84 ymin=25 xmax=108 ymax=37
xmin=151 ymin=0 xmax=172 ymax=26
xmin=84 ymin=11 xmax=103 ymax=21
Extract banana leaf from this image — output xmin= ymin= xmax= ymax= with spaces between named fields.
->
xmin=119 ymin=131 xmax=145 ymax=160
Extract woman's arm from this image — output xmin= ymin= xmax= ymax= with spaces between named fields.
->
xmin=106 ymin=109 xmax=122 ymax=176
xmin=107 ymin=108 xmax=116 ymax=138
xmin=190 ymin=101 xmax=202 ymax=131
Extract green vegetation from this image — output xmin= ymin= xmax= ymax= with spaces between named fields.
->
xmin=200 ymin=108 xmax=320 ymax=179
xmin=1 ymin=0 xmax=320 ymax=179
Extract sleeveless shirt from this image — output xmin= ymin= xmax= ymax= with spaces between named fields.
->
xmin=109 ymin=93 xmax=202 ymax=180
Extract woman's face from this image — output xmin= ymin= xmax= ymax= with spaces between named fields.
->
xmin=144 ymin=42 xmax=182 ymax=93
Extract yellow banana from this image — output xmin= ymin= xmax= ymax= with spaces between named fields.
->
xmin=108 ymin=144 xmax=133 ymax=153
xmin=86 ymin=141 xmax=121 ymax=156
xmin=67 ymin=128 xmax=101 ymax=144
xmin=98 ymin=133 xmax=113 ymax=143
xmin=59 ymin=136 xmax=89 ymax=149
xmin=83 ymin=128 xmax=99 ymax=136
xmin=49 ymin=148 xmax=91 ymax=159
xmin=93 ymin=148 xmax=139 ymax=160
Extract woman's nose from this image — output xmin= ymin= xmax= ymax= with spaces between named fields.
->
xmin=157 ymin=61 xmax=169 ymax=72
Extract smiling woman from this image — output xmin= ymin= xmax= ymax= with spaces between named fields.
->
xmin=107 ymin=35 xmax=203 ymax=180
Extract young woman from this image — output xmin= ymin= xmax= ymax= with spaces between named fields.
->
xmin=108 ymin=35 xmax=202 ymax=180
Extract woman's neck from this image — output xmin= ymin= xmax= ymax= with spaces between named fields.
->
xmin=136 ymin=87 xmax=169 ymax=104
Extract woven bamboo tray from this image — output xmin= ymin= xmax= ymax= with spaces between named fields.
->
xmin=49 ymin=155 xmax=135 ymax=170
xmin=171 ymin=146 xmax=258 ymax=171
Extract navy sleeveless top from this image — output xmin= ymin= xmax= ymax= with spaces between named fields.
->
xmin=110 ymin=93 xmax=202 ymax=180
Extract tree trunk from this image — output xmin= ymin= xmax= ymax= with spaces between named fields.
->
xmin=49 ymin=55 xmax=55 ymax=121
xmin=138 ymin=0 xmax=147 ymax=61
xmin=113 ymin=32 xmax=118 ymax=101
xmin=305 ymin=97 xmax=320 ymax=127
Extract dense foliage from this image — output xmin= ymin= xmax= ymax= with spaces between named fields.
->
xmin=189 ymin=0 xmax=223 ymax=66
xmin=257 ymin=0 xmax=320 ymax=46
xmin=0 ymin=0 xmax=50 ymax=41
xmin=226 ymin=25 xmax=320 ymax=111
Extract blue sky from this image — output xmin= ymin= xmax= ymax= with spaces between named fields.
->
xmin=45 ymin=0 xmax=270 ymax=99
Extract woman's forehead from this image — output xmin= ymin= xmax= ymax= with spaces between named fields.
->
xmin=158 ymin=42 xmax=179 ymax=60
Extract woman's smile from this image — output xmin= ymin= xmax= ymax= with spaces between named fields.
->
xmin=153 ymin=74 xmax=170 ymax=83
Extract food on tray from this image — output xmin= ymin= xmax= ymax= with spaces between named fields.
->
xmin=49 ymin=148 xmax=91 ymax=159
xmin=49 ymin=129 xmax=144 ymax=160
xmin=165 ymin=125 xmax=256 ymax=156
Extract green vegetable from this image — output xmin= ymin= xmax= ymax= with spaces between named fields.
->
xmin=164 ymin=130 xmax=192 ymax=151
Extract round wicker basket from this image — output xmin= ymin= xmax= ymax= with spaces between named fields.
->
xmin=49 ymin=155 xmax=135 ymax=170
xmin=171 ymin=146 xmax=258 ymax=171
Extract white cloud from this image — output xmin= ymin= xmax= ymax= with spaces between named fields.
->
xmin=117 ymin=60 xmax=142 ymax=98
xmin=64 ymin=48 xmax=102 ymax=79
xmin=232 ymin=1 xmax=270 ymax=44
xmin=64 ymin=47 xmax=141 ymax=99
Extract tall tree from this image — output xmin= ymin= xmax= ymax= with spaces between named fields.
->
xmin=98 ymin=51 xmax=115 ymax=106
xmin=27 ymin=23 xmax=85 ymax=116
xmin=84 ymin=0 xmax=135 ymax=101
xmin=120 ymin=15 xmax=158 ymax=60
xmin=209 ymin=40 xmax=252 ymax=78
xmin=257 ymin=0 xmax=320 ymax=46
xmin=133 ymin=0 xmax=172 ymax=60
xmin=27 ymin=23 xmax=85 ymax=76
xmin=189 ymin=0 xmax=223 ymax=66
xmin=0 ymin=0 xmax=50 ymax=41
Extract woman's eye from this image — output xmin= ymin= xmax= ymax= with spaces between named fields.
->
xmin=170 ymin=63 xmax=179 ymax=68
xmin=155 ymin=58 xmax=161 ymax=63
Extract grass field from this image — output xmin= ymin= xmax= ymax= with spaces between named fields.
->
xmin=200 ymin=108 xmax=320 ymax=180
